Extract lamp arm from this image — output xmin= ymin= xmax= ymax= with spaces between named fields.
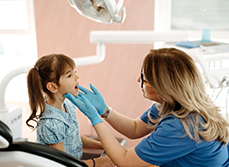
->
xmin=73 ymin=42 xmax=105 ymax=66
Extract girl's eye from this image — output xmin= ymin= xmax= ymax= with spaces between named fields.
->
xmin=67 ymin=74 xmax=72 ymax=78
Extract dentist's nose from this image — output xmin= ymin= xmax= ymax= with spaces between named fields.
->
xmin=137 ymin=76 xmax=140 ymax=83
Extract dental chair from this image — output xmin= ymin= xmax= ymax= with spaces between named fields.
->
xmin=0 ymin=120 xmax=88 ymax=167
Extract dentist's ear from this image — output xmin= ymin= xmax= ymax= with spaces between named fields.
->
xmin=46 ymin=82 xmax=58 ymax=93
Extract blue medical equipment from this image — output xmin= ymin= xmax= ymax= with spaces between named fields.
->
xmin=176 ymin=41 xmax=200 ymax=48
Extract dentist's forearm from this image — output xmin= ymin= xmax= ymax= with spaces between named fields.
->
xmin=103 ymin=107 xmax=152 ymax=139
xmin=104 ymin=108 xmax=136 ymax=138
xmin=93 ymin=122 xmax=154 ymax=167
xmin=94 ymin=122 xmax=128 ymax=167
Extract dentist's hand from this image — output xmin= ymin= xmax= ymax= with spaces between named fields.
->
xmin=78 ymin=84 xmax=107 ymax=115
xmin=64 ymin=93 xmax=103 ymax=126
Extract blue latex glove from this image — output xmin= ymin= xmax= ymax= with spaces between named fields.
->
xmin=64 ymin=93 xmax=103 ymax=126
xmin=78 ymin=84 xmax=107 ymax=115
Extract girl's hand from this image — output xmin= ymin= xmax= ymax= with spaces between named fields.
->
xmin=94 ymin=155 xmax=115 ymax=167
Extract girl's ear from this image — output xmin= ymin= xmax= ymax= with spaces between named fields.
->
xmin=46 ymin=82 xmax=58 ymax=93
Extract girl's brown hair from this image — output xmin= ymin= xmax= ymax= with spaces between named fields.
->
xmin=26 ymin=54 xmax=75 ymax=129
xmin=143 ymin=48 xmax=229 ymax=144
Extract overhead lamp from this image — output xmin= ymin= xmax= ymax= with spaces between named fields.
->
xmin=68 ymin=0 xmax=126 ymax=23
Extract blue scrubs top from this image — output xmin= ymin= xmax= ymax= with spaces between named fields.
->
xmin=135 ymin=104 xmax=229 ymax=167
xmin=36 ymin=100 xmax=83 ymax=158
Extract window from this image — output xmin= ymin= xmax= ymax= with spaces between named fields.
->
xmin=0 ymin=0 xmax=28 ymax=30
xmin=154 ymin=0 xmax=229 ymax=40
xmin=0 ymin=0 xmax=37 ymax=101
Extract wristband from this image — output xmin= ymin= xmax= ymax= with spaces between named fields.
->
xmin=90 ymin=158 xmax=95 ymax=167
xmin=101 ymin=106 xmax=112 ymax=119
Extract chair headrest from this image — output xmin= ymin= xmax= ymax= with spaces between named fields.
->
xmin=0 ymin=121 xmax=12 ymax=148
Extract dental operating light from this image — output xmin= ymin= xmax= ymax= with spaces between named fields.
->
xmin=68 ymin=0 xmax=126 ymax=23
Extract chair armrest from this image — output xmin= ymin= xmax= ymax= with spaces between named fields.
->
xmin=0 ymin=141 xmax=88 ymax=167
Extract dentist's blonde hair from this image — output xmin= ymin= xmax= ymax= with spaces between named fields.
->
xmin=143 ymin=48 xmax=229 ymax=144
xmin=26 ymin=54 xmax=75 ymax=129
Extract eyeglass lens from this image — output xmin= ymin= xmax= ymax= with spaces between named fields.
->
xmin=141 ymin=70 xmax=145 ymax=88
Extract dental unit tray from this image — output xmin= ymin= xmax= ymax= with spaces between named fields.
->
xmin=68 ymin=0 xmax=126 ymax=23
xmin=165 ymin=41 xmax=229 ymax=89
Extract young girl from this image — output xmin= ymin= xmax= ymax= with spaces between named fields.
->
xmin=26 ymin=54 xmax=113 ymax=167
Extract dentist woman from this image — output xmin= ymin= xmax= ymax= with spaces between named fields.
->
xmin=65 ymin=48 xmax=229 ymax=167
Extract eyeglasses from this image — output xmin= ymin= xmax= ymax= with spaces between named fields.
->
xmin=140 ymin=70 xmax=147 ymax=88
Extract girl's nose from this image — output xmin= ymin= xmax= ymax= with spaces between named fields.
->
xmin=75 ymin=73 xmax=80 ymax=80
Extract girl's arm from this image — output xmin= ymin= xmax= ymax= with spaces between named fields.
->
xmin=104 ymin=107 xmax=154 ymax=139
xmin=81 ymin=135 xmax=103 ymax=149
xmin=49 ymin=142 xmax=65 ymax=152
xmin=94 ymin=122 xmax=158 ymax=167
xmin=49 ymin=141 xmax=114 ymax=167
